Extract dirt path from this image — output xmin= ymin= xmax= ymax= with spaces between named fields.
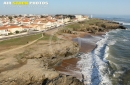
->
xmin=0 ymin=36 xmax=43 ymax=55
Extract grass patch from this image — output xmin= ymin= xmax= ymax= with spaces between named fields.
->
xmin=40 ymin=34 xmax=59 ymax=41
xmin=58 ymin=18 xmax=119 ymax=34
xmin=0 ymin=33 xmax=42 ymax=51
xmin=66 ymin=23 xmax=81 ymax=31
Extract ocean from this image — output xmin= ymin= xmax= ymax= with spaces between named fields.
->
xmin=77 ymin=15 xmax=130 ymax=85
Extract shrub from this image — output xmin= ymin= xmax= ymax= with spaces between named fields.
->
xmin=15 ymin=31 xmax=20 ymax=34
xmin=8 ymin=33 xmax=13 ymax=35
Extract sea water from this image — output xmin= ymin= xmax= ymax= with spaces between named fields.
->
xmin=77 ymin=15 xmax=130 ymax=85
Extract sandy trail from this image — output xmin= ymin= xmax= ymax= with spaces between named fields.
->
xmin=0 ymin=36 xmax=43 ymax=55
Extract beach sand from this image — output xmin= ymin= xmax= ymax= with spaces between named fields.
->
xmin=55 ymin=32 xmax=105 ymax=81
xmin=55 ymin=58 xmax=82 ymax=80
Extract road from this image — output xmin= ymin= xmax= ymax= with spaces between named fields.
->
xmin=0 ymin=22 xmax=73 ymax=42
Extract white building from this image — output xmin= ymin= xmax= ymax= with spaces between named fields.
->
xmin=75 ymin=15 xmax=86 ymax=21
xmin=0 ymin=27 xmax=9 ymax=35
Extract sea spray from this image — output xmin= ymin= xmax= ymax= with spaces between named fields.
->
xmin=77 ymin=53 xmax=93 ymax=84
xmin=93 ymin=35 xmax=112 ymax=85
xmin=77 ymin=34 xmax=112 ymax=85
xmin=94 ymin=16 xmax=130 ymax=84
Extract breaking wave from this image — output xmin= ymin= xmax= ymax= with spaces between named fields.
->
xmin=77 ymin=33 xmax=112 ymax=85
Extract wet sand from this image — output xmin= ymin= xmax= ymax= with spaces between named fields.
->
xmin=55 ymin=58 xmax=82 ymax=80
xmin=55 ymin=32 xmax=105 ymax=81
xmin=73 ymin=32 xmax=105 ymax=53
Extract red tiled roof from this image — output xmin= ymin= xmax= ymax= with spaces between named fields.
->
xmin=8 ymin=25 xmax=20 ymax=29
xmin=22 ymin=19 xmax=30 ymax=22
xmin=0 ymin=26 xmax=7 ymax=30
xmin=22 ymin=26 xmax=29 ymax=28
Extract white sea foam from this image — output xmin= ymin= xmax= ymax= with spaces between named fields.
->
xmin=123 ymin=39 xmax=128 ymax=42
xmin=109 ymin=29 xmax=121 ymax=33
xmin=94 ymin=37 xmax=112 ymax=85
xmin=77 ymin=53 xmax=93 ymax=84
xmin=104 ymin=46 xmax=109 ymax=61
xmin=80 ymin=38 xmax=97 ymax=44
xmin=108 ymin=40 xmax=116 ymax=45
xmin=114 ymin=20 xmax=130 ymax=25
xmin=77 ymin=34 xmax=112 ymax=85
xmin=122 ymin=22 xmax=130 ymax=25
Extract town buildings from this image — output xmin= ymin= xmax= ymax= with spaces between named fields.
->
xmin=0 ymin=14 xmax=88 ymax=36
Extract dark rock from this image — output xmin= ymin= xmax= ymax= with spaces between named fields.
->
xmin=119 ymin=25 xmax=127 ymax=29
xmin=42 ymin=78 xmax=48 ymax=85
xmin=45 ymin=75 xmax=84 ymax=85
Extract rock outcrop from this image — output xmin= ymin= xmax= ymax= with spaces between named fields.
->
xmin=43 ymin=75 xmax=84 ymax=85
xmin=0 ymin=39 xmax=84 ymax=85
xmin=59 ymin=19 xmax=127 ymax=34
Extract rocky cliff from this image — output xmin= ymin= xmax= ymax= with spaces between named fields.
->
xmin=0 ymin=39 xmax=84 ymax=85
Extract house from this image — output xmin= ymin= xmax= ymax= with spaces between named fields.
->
xmin=63 ymin=17 xmax=70 ymax=24
xmin=75 ymin=15 xmax=86 ymax=21
xmin=48 ymin=19 xmax=57 ymax=27
xmin=83 ymin=16 xmax=89 ymax=20
xmin=33 ymin=19 xmax=41 ymax=24
xmin=0 ymin=25 xmax=28 ymax=35
xmin=57 ymin=19 xmax=64 ymax=26
xmin=21 ymin=25 xmax=30 ymax=31
xmin=27 ymin=24 xmax=47 ymax=31
xmin=0 ymin=26 xmax=9 ymax=35
xmin=45 ymin=21 xmax=53 ymax=28
xmin=7 ymin=25 xmax=23 ymax=33
xmin=75 ymin=15 xmax=82 ymax=20
xmin=13 ymin=18 xmax=22 ymax=24
xmin=21 ymin=18 xmax=31 ymax=25
xmin=38 ymin=20 xmax=50 ymax=30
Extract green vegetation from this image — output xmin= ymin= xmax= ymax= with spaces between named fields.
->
xmin=40 ymin=34 xmax=59 ymax=41
xmin=0 ymin=33 xmax=42 ymax=51
xmin=8 ymin=16 xmax=13 ymax=22
xmin=15 ymin=31 xmax=20 ymax=34
xmin=8 ymin=33 xmax=13 ymax=35
xmin=58 ymin=18 xmax=120 ymax=34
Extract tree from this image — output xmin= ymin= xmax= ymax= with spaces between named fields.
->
xmin=14 ymin=16 xmax=18 ymax=18
xmin=41 ymin=15 xmax=46 ymax=18
xmin=15 ymin=30 xmax=19 ymax=34
xmin=8 ymin=16 xmax=13 ymax=22
xmin=19 ymin=15 xmax=22 ymax=17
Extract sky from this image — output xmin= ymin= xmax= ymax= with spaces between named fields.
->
xmin=0 ymin=0 xmax=129 ymax=15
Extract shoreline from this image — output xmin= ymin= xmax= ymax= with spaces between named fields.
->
xmin=0 ymin=18 xmax=127 ymax=85
xmin=55 ymin=31 xmax=106 ymax=81
xmin=55 ymin=25 xmax=127 ymax=84
xmin=54 ymin=18 xmax=127 ymax=84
